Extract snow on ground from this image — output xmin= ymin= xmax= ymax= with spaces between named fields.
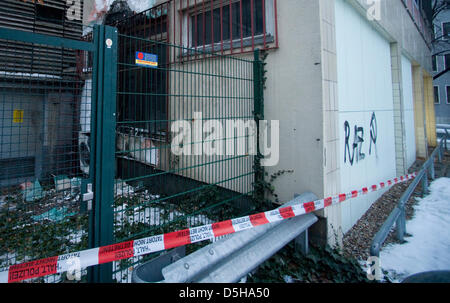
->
xmin=380 ymin=178 xmax=450 ymax=282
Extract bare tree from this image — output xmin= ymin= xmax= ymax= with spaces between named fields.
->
xmin=432 ymin=0 xmax=450 ymax=79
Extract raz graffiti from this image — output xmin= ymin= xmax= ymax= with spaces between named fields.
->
xmin=344 ymin=113 xmax=378 ymax=166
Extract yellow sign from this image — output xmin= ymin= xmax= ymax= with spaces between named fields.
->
xmin=13 ymin=110 xmax=24 ymax=123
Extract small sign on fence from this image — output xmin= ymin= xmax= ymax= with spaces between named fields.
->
xmin=135 ymin=51 xmax=158 ymax=68
xmin=13 ymin=110 xmax=24 ymax=123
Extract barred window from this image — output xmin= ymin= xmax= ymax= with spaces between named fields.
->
xmin=181 ymin=0 xmax=278 ymax=53
xmin=191 ymin=0 xmax=264 ymax=46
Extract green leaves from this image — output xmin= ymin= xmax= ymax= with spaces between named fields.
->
xmin=247 ymin=243 xmax=374 ymax=283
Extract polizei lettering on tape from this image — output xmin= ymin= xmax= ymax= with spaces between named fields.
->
xmin=8 ymin=256 xmax=58 ymax=283
xmin=98 ymin=241 xmax=134 ymax=264
xmin=0 ymin=172 xmax=417 ymax=283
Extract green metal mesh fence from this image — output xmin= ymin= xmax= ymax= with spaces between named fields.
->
xmin=112 ymin=33 xmax=258 ymax=282
xmin=0 ymin=18 xmax=261 ymax=282
xmin=0 ymin=28 xmax=93 ymax=283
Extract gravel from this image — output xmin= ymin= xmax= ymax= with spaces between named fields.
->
xmin=342 ymin=149 xmax=450 ymax=262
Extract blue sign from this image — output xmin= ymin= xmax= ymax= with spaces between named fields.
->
xmin=135 ymin=51 xmax=158 ymax=68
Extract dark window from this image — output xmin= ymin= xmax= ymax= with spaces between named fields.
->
xmin=443 ymin=22 xmax=450 ymax=40
xmin=445 ymin=54 xmax=450 ymax=70
xmin=36 ymin=4 xmax=65 ymax=24
xmin=191 ymin=0 xmax=265 ymax=47
xmin=432 ymin=55 xmax=437 ymax=72
xmin=447 ymin=86 xmax=450 ymax=104
xmin=434 ymin=86 xmax=440 ymax=104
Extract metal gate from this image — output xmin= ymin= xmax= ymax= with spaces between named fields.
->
xmin=0 ymin=26 xmax=96 ymax=283
xmin=0 ymin=21 xmax=263 ymax=283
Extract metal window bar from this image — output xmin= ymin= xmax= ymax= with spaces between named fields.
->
xmin=115 ymin=0 xmax=278 ymax=58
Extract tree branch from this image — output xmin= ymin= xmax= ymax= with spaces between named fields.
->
xmin=433 ymin=66 xmax=450 ymax=80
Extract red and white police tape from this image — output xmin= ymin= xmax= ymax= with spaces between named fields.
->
xmin=0 ymin=172 xmax=418 ymax=283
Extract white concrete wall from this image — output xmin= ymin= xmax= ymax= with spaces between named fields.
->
xmin=335 ymin=0 xmax=396 ymax=233
xmin=401 ymin=55 xmax=416 ymax=168
xmin=259 ymin=0 xmax=325 ymax=203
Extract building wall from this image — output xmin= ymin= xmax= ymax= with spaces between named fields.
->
xmin=401 ymin=55 xmax=417 ymax=168
xmin=348 ymin=0 xmax=431 ymax=71
xmin=0 ymin=92 xmax=43 ymax=161
xmin=263 ymin=0 xmax=325 ymax=203
xmin=413 ymin=66 xmax=428 ymax=158
xmin=320 ymin=0 xmax=431 ymax=243
xmin=433 ymin=8 xmax=450 ymax=124
xmin=95 ymin=0 xmax=433 ymax=245
xmin=334 ymin=0 xmax=396 ymax=234
xmin=163 ymin=0 xmax=432 ymax=245
xmin=424 ymin=74 xmax=437 ymax=147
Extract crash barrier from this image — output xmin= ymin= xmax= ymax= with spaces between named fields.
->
xmin=0 ymin=172 xmax=417 ymax=283
xmin=370 ymin=133 xmax=449 ymax=257
xmin=156 ymin=192 xmax=318 ymax=283
xmin=436 ymin=125 xmax=449 ymax=151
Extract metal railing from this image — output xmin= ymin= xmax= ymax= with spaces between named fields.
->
xmin=131 ymin=193 xmax=318 ymax=283
xmin=370 ymin=128 xmax=448 ymax=257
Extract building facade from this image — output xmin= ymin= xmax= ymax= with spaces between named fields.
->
xmin=82 ymin=0 xmax=436 ymax=246
xmin=432 ymin=6 xmax=450 ymax=124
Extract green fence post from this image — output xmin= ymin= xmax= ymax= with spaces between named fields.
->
xmin=91 ymin=25 xmax=118 ymax=283
xmin=253 ymin=49 xmax=266 ymax=207
xmin=88 ymin=24 xmax=100 ymax=283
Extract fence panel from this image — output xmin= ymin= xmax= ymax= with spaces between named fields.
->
xmin=0 ymin=18 xmax=263 ymax=282
xmin=111 ymin=29 xmax=259 ymax=282
xmin=0 ymin=27 xmax=95 ymax=283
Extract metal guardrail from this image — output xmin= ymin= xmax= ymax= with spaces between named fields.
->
xmin=437 ymin=125 xmax=450 ymax=151
xmin=370 ymin=127 xmax=449 ymax=257
xmin=132 ymin=193 xmax=319 ymax=283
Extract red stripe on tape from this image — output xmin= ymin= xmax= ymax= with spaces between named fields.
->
xmin=8 ymin=256 xmax=58 ymax=283
xmin=279 ymin=206 xmax=295 ymax=219
xmin=1 ymin=171 xmax=420 ymax=283
xmin=212 ymin=220 xmax=235 ymax=237
xmin=164 ymin=229 xmax=191 ymax=250
xmin=249 ymin=213 xmax=269 ymax=227
xmin=98 ymin=241 xmax=134 ymax=265
xmin=303 ymin=201 xmax=316 ymax=213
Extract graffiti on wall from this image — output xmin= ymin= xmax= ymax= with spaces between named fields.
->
xmin=344 ymin=112 xmax=378 ymax=166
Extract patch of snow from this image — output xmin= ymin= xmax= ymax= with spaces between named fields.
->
xmin=380 ymin=178 xmax=450 ymax=282
xmin=436 ymin=124 xmax=450 ymax=129
xmin=283 ymin=275 xmax=294 ymax=283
